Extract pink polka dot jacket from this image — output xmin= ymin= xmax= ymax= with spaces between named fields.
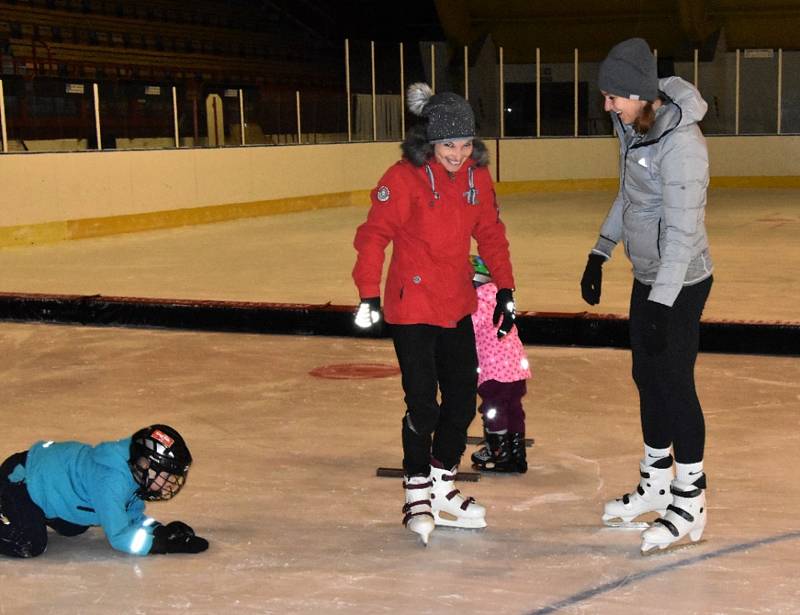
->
xmin=471 ymin=282 xmax=532 ymax=386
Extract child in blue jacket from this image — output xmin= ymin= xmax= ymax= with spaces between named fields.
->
xmin=0 ymin=424 xmax=208 ymax=557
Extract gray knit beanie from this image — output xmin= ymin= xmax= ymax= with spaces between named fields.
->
xmin=598 ymin=38 xmax=658 ymax=101
xmin=406 ymin=83 xmax=475 ymax=142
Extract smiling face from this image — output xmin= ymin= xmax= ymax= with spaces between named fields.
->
xmin=433 ymin=138 xmax=474 ymax=173
xmin=602 ymin=92 xmax=647 ymax=125
xmin=133 ymin=457 xmax=187 ymax=500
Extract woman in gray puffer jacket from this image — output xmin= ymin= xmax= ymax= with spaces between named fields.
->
xmin=580 ymin=38 xmax=713 ymax=554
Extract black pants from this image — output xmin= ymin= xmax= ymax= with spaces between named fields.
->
xmin=391 ymin=315 xmax=478 ymax=476
xmin=629 ymin=276 xmax=713 ymax=464
xmin=0 ymin=452 xmax=88 ymax=558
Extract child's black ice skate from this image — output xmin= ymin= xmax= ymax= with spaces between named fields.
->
xmin=509 ymin=432 xmax=528 ymax=474
xmin=471 ymin=432 xmax=518 ymax=473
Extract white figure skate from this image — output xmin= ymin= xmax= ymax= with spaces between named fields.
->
xmin=429 ymin=465 xmax=487 ymax=529
xmin=402 ymin=474 xmax=435 ymax=545
xmin=602 ymin=457 xmax=673 ymax=529
xmin=641 ymin=477 xmax=706 ymax=553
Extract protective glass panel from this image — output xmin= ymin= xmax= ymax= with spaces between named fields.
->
xmin=101 ymin=81 xmax=175 ymax=150
xmin=538 ymin=53 xmax=576 ymax=137
xmin=349 ymin=40 xmax=373 ymax=142
xmin=780 ymin=51 xmax=800 ymax=134
xmin=696 ymin=48 xmax=736 ymax=135
xmin=740 ymin=50 xmax=778 ymax=134
xmin=7 ymin=76 xmax=95 ymax=151
xmin=580 ymin=57 xmax=613 ymax=137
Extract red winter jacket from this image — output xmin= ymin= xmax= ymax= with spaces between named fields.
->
xmin=353 ymin=157 xmax=514 ymax=328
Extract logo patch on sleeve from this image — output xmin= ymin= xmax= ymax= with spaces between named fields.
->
xmin=376 ymin=186 xmax=391 ymax=202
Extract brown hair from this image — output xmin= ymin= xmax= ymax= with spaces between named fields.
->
xmin=633 ymin=102 xmax=657 ymax=135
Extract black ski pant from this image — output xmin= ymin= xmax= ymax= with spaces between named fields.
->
xmin=629 ymin=276 xmax=712 ymax=464
xmin=390 ymin=316 xmax=478 ymax=476
xmin=1 ymin=452 xmax=89 ymax=558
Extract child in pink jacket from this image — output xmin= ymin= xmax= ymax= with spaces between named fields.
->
xmin=469 ymin=255 xmax=532 ymax=473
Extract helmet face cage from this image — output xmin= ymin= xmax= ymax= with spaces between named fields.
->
xmin=129 ymin=425 xmax=192 ymax=501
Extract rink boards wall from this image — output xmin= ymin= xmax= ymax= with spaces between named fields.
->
xmin=1 ymin=135 xmax=799 ymax=246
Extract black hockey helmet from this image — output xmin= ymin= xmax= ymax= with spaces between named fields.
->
xmin=129 ymin=424 xmax=192 ymax=501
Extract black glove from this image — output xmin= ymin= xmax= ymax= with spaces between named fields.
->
xmin=492 ymin=288 xmax=516 ymax=339
xmin=580 ymin=253 xmax=606 ymax=305
xmin=354 ymin=297 xmax=381 ymax=329
xmin=150 ymin=521 xmax=209 ymax=554
xmin=641 ymin=300 xmax=671 ymax=356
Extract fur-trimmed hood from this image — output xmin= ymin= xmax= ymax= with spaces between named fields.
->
xmin=401 ymin=124 xmax=489 ymax=168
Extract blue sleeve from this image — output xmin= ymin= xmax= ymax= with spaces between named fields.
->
xmin=92 ymin=471 xmax=157 ymax=555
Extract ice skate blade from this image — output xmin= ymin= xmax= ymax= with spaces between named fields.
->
xmin=602 ymin=519 xmax=650 ymax=530
xmin=411 ymin=528 xmax=432 ymax=546
xmin=472 ymin=463 xmax=518 ymax=474
xmin=640 ymin=529 xmax=706 ymax=554
xmin=602 ymin=508 xmax=666 ymax=529
xmin=406 ymin=521 xmax=434 ymax=546
xmin=433 ymin=511 xmax=487 ymax=529
xmin=601 ymin=512 xmax=653 ymax=530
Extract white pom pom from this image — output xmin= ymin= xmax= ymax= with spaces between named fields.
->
xmin=406 ymin=82 xmax=433 ymax=115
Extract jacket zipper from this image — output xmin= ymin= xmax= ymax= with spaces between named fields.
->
xmin=656 ymin=218 xmax=662 ymax=259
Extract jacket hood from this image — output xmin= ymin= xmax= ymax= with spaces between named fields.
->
xmin=401 ymin=123 xmax=489 ymax=167
xmin=659 ymin=76 xmax=707 ymax=126
xmin=634 ymin=76 xmax=707 ymax=145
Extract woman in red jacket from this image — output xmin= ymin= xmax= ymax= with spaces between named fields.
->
xmin=352 ymin=83 xmax=517 ymax=545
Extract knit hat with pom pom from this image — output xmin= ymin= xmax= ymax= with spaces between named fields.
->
xmin=406 ymin=82 xmax=475 ymax=142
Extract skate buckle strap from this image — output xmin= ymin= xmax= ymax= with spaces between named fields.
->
xmin=460 ymin=496 xmax=476 ymax=511
xmin=404 ymin=499 xmax=431 ymax=510
xmin=445 ymin=488 xmax=461 ymax=501
xmin=403 ymin=480 xmax=432 ymax=490
xmin=402 ymin=500 xmax=434 ymax=526
xmin=653 ymin=516 xmax=680 ymax=537
xmin=671 ymin=484 xmax=703 ymax=498
xmin=666 ymin=503 xmax=695 ymax=523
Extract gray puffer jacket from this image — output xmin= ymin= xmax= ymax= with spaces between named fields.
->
xmin=592 ymin=76 xmax=714 ymax=307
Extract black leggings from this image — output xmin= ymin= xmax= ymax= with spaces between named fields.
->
xmin=1 ymin=452 xmax=47 ymax=558
xmin=629 ymin=276 xmax=712 ymax=464
xmin=390 ymin=315 xmax=478 ymax=476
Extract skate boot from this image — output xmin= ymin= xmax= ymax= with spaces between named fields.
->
xmin=641 ymin=475 xmax=706 ymax=553
xmin=429 ymin=463 xmax=487 ymax=528
xmin=471 ymin=432 xmax=512 ymax=472
xmin=402 ymin=474 xmax=435 ymax=546
xmin=602 ymin=456 xmax=673 ymax=528
xmin=509 ymin=432 xmax=528 ymax=474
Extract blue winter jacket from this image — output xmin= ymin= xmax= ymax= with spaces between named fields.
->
xmin=8 ymin=438 xmax=156 ymax=555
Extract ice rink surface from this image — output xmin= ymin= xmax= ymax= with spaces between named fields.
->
xmin=0 ymin=187 xmax=798 ymax=613
xmin=1 ymin=324 xmax=798 ymax=614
